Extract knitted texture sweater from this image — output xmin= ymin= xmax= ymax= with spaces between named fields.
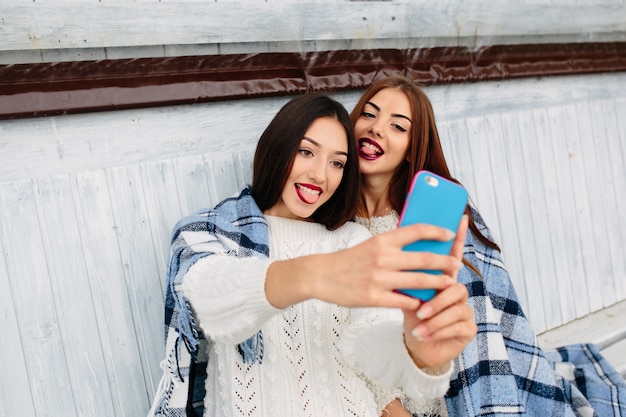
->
xmin=181 ymin=214 xmax=453 ymax=417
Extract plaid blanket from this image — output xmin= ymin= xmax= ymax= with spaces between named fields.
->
xmin=148 ymin=191 xmax=626 ymax=417
xmin=546 ymin=343 xmax=626 ymax=417
xmin=147 ymin=188 xmax=268 ymax=417
xmin=444 ymin=207 xmax=626 ymax=417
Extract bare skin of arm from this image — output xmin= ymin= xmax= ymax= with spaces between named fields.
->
xmin=265 ymin=222 xmax=461 ymax=311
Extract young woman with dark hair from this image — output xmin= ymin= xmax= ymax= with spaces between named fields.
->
xmin=250 ymin=90 xmax=360 ymax=230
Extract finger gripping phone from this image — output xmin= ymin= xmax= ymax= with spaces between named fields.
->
xmin=397 ymin=170 xmax=468 ymax=301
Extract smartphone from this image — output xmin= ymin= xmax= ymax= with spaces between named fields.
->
xmin=396 ymin=170 xmax=468 ymax=301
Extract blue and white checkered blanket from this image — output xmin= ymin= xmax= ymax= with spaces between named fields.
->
xmin=148 ymin=188 xmax=267 ymax=417
xmin=148 ymin=192 xmax=626 ymax=417
xmin=444 ymin=208 xmax=626 ymax=417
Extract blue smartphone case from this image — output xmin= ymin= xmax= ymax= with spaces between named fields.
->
xmin=397 ymin=170 xmax=468 ymax=301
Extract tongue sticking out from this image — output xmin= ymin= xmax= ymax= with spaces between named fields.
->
xmin=361 ymin=146 xmax=378 ymax=157
xmin=297 ymin=185 xmax=320 ymax=204
xmin=359 ymin=140 xmax=383 ymax=158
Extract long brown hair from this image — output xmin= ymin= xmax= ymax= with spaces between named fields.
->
xmin=350 ymin=74 xmax=500 ymax=255
xmin=251 ymin=93 xmax=360 ymax=230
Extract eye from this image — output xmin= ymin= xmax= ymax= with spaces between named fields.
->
xmin=331 ymin=160 xmax=345 ymax=169
xmin=392 ymin=123 xmax=408 ymax=133
xmin=361 ymin=111 xmax=375 ymax=119
xmin=299 ymin=148 xmax=314 ymax=157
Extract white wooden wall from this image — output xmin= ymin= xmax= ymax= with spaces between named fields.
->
xmin=2 ymin=1 xmax=625 ymax=65
xmin=1 ymin=72 xmax=625 ymax=417
xmin=1 ymin=0 xmax=626 ymax=416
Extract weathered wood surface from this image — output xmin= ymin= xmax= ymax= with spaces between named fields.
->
xmin=1 ymin=0 xmax=625 ymax=62
xmin=538 ymin=300 xmax=626 ymax=351
xmin=538 ymin=299 xmax=626 ymax=377
xmin=1 ymin=2 xmax=625 ymax=415
xmin=1 ymin=71 xmax=625 ymax=415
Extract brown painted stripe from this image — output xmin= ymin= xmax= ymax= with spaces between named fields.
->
xmin=1 ymin=42 xmax=625 ymax=120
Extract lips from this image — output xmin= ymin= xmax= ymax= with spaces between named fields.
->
xmin=295 ymin=183 xmax=322 ymax=204
xmin=358 ymin=138 xmax=384 ymax=160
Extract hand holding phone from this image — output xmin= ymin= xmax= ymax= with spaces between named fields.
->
xmin=397 ymin=170 xmax=468 ymax=301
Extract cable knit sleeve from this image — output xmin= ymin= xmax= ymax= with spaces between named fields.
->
xmin=338 ymin=307 xmax=453 ymax=413
xmin=180 ymin=255 xmax=283 ymax=345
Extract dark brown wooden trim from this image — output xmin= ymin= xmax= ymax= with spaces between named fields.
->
xmin=1 ymin=42 xmax=625 ymax=120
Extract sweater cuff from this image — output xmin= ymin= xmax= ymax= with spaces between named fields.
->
xmin=340 ymin=319 xmax=453 ymax=401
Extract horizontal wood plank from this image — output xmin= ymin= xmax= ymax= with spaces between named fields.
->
xmin=2 ymin=2 xmax=625 ymax=51
xmin=537 ymin=300 xmax=626 ymax=351
xmin=538 ymin=299 xmax=626 ymax=379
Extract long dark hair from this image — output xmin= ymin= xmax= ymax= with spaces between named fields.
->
xmin=251 ymin=93 xmax=360 ymax=230
xmin=350 ymin=75 xmax=500 ymax=253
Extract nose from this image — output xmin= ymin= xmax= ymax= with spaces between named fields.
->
xmin=309 ymin=160 xmax=326 ymax=183
xmin=369 ymin=120 xmax=383 ymax=138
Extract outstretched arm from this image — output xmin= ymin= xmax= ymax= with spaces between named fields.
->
xmin=182 ymin=219 xmax=466 ymax=348
xmin=265 ymin=222 xmax=463 ymax=310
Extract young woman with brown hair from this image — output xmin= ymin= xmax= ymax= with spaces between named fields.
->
xmin=350 ymin=75 xmax=624 ymax=417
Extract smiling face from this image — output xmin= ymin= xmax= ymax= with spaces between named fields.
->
xmin=354 ymin=88 xmax=412 ymax=180
xmin=264 ymin=116 xmax=348 ymax=220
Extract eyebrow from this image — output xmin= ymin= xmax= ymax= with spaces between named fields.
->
xmin=302 ymin=137 xmax=348 ymax=157
xmin=366 ymin=101 xmax=412 ymax=123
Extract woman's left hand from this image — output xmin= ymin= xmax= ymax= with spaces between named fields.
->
xmin=402 ymin=215 xmax=477 ymax=369
xmin=402 ymin=282 xmax=476 ymax=369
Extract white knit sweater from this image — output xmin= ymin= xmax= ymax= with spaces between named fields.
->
xmin=181 ymin=215 xmax=452 ymax=417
